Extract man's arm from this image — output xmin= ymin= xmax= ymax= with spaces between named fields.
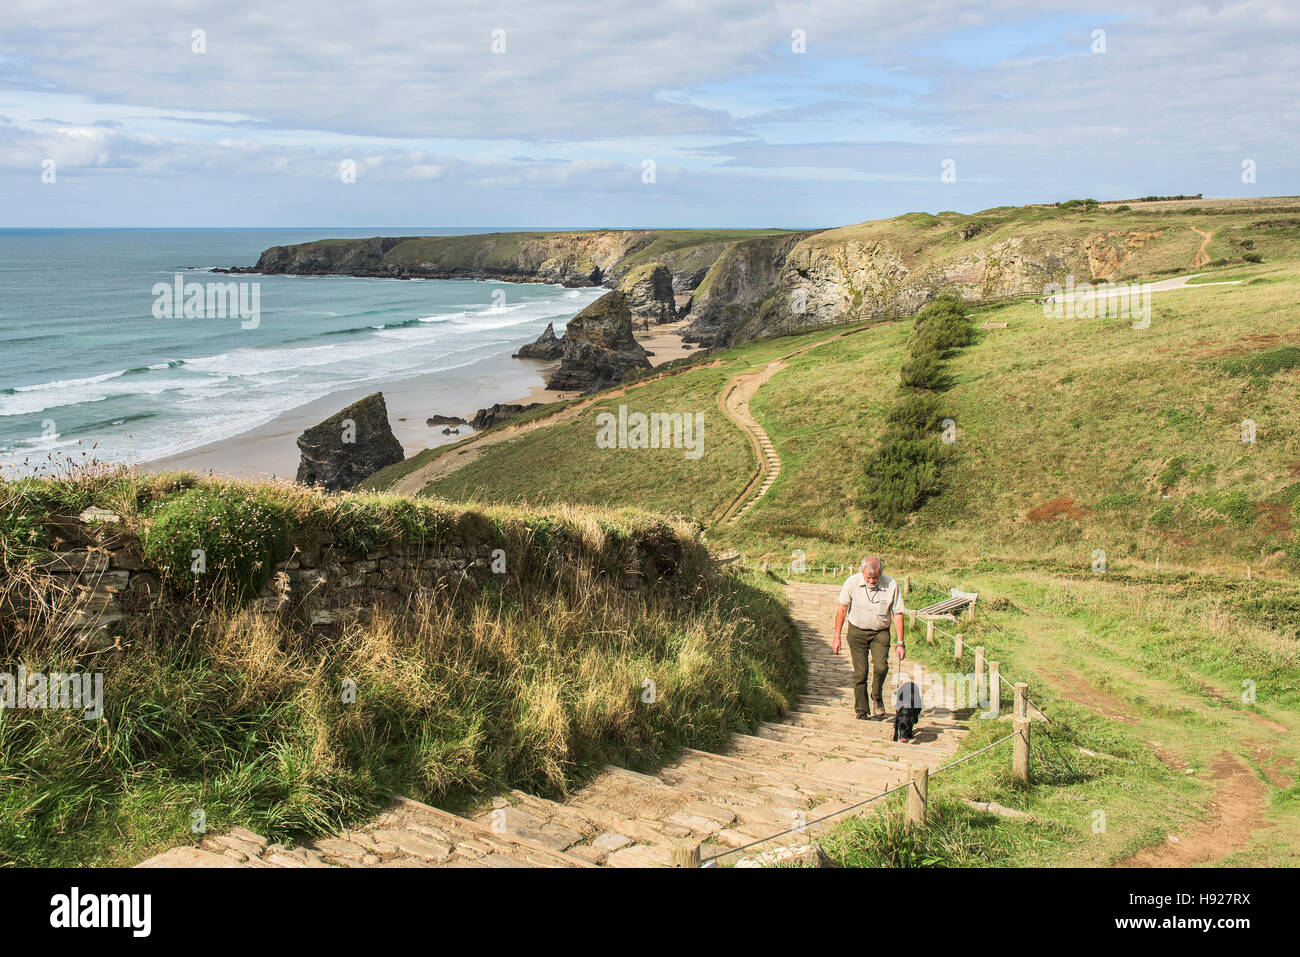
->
xmin=894 ymin=611 xmax=906 ymax=661
xmin=833 ymin=604 xmax=847 ymax=655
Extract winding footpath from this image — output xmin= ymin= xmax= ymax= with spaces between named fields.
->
xmin=138 ymin=584 xmax=964 ymax=869
xmin=713 ymin=325 xmax=880 ymax=525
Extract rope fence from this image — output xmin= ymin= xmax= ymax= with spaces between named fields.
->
xmin=681 ymin=558 xmax=1053 ymax=868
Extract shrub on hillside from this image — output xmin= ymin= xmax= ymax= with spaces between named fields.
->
xmin=859 ymin=436 xmax=943 ymax=527
xmin=1243 ymin=253 xmax=1263 ymax=263
xmin=912 ymin=313 xmax=975 ymax=357
xmin=142 ymin=487 xmax=292 ymax=600
xmin=886 ymin=393 xmax=944 ymax=439
xmin=899 ymin=353 xmax=948 ymax=390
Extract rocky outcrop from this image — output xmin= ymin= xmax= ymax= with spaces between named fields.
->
xmin=683 ymin=233 xmax=809 ymax=348
xmin=469 ymin=403 xmax=542 ymax=430
xmin=512 ymin=322 xmax=565 ymax=360
xmin=426 ymin=414 xmax=467 ymax=426
xmin=618 ymin=263 xmax=676 ymax=326
xmin=226 ymin=231 xmax=665 ymax=285
xmin=546 ymin=292 xmax=651 ymax=394
xmin=297 ymin=393 xmax=404 ymax=491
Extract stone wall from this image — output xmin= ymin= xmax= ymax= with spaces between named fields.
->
xmin=23 ymin=507 xmax=665 ymax=652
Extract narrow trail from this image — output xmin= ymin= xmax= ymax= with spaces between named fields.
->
xmin=139 ymin=583 xmax=964 ymax=869
xmin=1015 ymin=603 xmax=1293 ymax=866
xmin=1190 ymin=226 xmax=1214 ymax=268
xmin=713 ymin=324 xmax=878 ymax=525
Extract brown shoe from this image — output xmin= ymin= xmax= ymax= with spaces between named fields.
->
xmin=856 ymin=711 xmax=869 ymax=720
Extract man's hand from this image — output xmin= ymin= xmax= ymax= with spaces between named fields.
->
xmin=832 ymin=634 xmax=841 ymax=656
xmin=896 ymin=643 xmax=906 ymax=662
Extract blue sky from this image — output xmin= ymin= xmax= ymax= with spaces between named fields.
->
xmin=0 ymin=1 xmax=1295 ymax=228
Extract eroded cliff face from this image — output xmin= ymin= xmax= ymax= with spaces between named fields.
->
xmin=689 ymin=225 xmax=1171 ymax=347
xmin=682 ymin=233 xmax=810 ymax=346
xmin=618 ymin=263 xmax=676 ymax=325
xmin=234 ymin=219 xmax=1173 ymax=352
xmin=238 ymin=231 xmax=662 ymax=286
xmin=546 ymin=291 xmax=651 ymax=394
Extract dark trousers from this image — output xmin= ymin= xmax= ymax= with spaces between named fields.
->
xmin=846 ymin=624 xmax=890 ymax=715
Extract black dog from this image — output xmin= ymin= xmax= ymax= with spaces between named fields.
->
xmin=891 ymin=681 xmax=924 ymax=742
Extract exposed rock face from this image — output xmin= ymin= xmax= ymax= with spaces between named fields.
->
xmin=228 ymin=231 xmax=665 ymax=285
xmin=427 ymin=414 xmax=467 ymax=426
xmin=512 ymin=322 xmax=565 ymax=360
xmin=296 ymin=393 xmax=404 ymax=491
xmin=546 ymin=292 xmax=651 ymax=394
xmin=618 ymin=263 xmax=676 ymax=325
xmin=683 ymin=233 xmax=809 ymax=348
xmin=469 ymin=403 xmax=543 ymax=430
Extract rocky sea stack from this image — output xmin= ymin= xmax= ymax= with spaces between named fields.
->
xmin=512 ymin=322 xmax=565 ymax=360
xmin=545 ymin=291 xmax=651 ymax=394
xmin=470 ymin=403 xmax=543 ymax=430
xmin=296 ymin=392 xmax=404 ymax=491
xmin=618 ymin=262 xmax=677 ymax=326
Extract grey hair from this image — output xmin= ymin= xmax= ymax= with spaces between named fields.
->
xmin=860 ymin=556 xmax=883 ymax=572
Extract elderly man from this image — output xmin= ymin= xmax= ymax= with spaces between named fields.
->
xmin=832 ymin=557 xmax=906 ymax=719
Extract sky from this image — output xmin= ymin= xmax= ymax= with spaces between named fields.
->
xmin=0 ymin=0 xmax=1295 ymax=228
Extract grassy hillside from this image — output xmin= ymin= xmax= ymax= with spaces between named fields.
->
xmin=806 ymin=197 xmax=1300 ymax=282
xmin=0 ymin=473 xmax=802 ymax=865
xmin=374 ymin=256 xmax=1300 ymax=577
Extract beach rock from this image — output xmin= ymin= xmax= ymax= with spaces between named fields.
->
xmin=618 ymin=263 xmax=676 ymax=325
xmin=296 ymin=392 xmax=404 ymax=491
xmin=469 ymin=403 xmax=543 ymax=430
xmin=546 ymin=292 xmax=651 ymax=394
xmin=426 ymin=414 xmax=467 ymax=427
xmin=512 ymin=322 xmax=565 ymax=360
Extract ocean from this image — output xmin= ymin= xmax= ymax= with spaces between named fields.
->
xmin=0 ymin=229 xmax=603 ymax=475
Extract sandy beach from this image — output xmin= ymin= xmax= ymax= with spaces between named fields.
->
xmin=148 ymin=319 xmax=694 ymax=480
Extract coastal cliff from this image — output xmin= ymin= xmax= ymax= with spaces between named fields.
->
xmin=233 ymin=200 xmax=1253 ymax=351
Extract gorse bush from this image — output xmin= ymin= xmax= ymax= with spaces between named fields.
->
xmin=899 ymin=353 xmax=948 ymax=390
xmin=142 ymin=486 xmax=292 ymax=600
xmin=886 ymin=392 xmax=944 ymax=438
xmin=859 ymin=296 xmax=974 ymax=526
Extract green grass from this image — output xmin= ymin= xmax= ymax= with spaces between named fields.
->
xmin=817 ymin=564 xmax=1299 ymax=867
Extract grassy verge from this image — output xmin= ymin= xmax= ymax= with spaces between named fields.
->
xmin=0 ymin=472 xmax=804 ymax=866
xmin=814 ymin=569 xmax=1299 ymax=867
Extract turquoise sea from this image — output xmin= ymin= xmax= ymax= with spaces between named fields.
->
xmin=0 ymin=229 xmax=601 ymax=474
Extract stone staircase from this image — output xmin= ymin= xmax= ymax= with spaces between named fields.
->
xmin=138 ymin=583 xmax=965 ymax=868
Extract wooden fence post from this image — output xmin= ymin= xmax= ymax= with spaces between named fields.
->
xmin=671 ymin=838 xmax=701 ymax=868
xmin=988 ymin=662 xmax=1001 ymax=718
xmin=904 ymin=575 xmax=911 ymax=595
xmin=974 ymin=646 xmax=985 ymax=701
xmin=925 ymin=620 xmax=935 ymax=645
xmin=1013 ymin=718 xmax=1031 ymax=783
xmin=954 ymin=634 xmax=963 ymax=664
xmin=1014 ymin=682 xmax=1028 ymax=720
xmin=906 ymin=765 xmax=928 ymax=829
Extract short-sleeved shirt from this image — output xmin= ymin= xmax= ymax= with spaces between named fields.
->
xmin=838 ymin=573 xmax=904 ymax=631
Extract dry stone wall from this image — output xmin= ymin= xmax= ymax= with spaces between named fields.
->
xmin=23 ymin=507 xmax=661 ymax=652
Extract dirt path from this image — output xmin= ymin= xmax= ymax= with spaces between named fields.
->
xmin=1190 ymin=226 xmax=1214 ymax=268
xmin=1118 ymin=752 xmax=1266 ymax=867
xmin=1021 ymin=612 xmax=1288 ymax=865
xmin=712 ymin=324 xmax=880 ymax=525
xmin=138 ymin=583 xmax=965 ymax=868
xmin=714 ymin=361 xmax=785 ymax=524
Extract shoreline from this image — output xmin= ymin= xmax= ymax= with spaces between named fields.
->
xmin=147 ymin=319 xmax=694 ymax=480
